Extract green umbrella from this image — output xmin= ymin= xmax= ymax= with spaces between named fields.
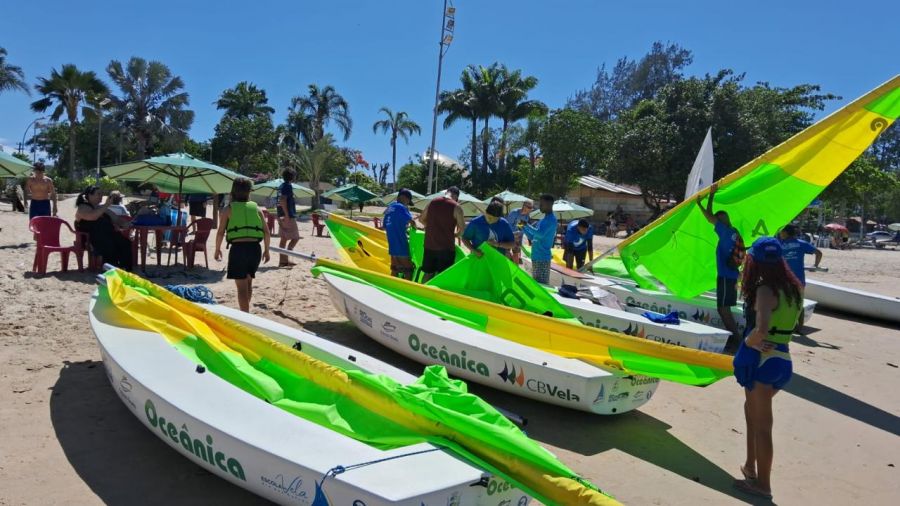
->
xmin=0 ymin=151 xmax=34 ymax=178
xmin=102 ymin=153 xmax=244 ymax=198
xmin=529 ymin=199 xmax=593 ymax=221
xmin=252 ymin=179 xmax=315 ymax=200
xmin=322 ymin=184 xmax=381 ymax=217
xmin=422 ymin=188 xmax=486 ymax=217
xmin=484 ymin=190 xmax=532 ymax=213
xmin=382 ymin=189 xmax=426 ymax=206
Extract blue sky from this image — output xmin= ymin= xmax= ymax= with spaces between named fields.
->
xmin=1 ymin=0 xmax=897 ymax=176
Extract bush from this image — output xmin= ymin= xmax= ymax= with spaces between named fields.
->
xmin=76 ymin=175 xmax=124 ymax=193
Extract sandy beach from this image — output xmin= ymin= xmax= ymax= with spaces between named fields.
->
xmin=1 ymin=198 xmax=898 ymax=505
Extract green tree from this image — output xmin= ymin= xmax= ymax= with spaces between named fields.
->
xmin=279 ymin=134 xmax=346 ymax=209
xmin=495 ymin=67 xmax=546 ymax=175
xmin=211 ymin=115 xmax=277 ymax=174
xmin=0 ymin=47 xmax=28 ymax=95
xmin=507 ymin=112 xmax=546 ymax=194
xmin=397 ymin=156 xmax=464 ymax=195
xmin=106 ymin=57 xmax=194 ymax=158
xmin=537 ymin=109 xmax=606 ymax=196
xmin=438 ymin=86 xmax=479 ymax=177
xmin=821 ymin=155 xmax=899 ymax=232
xmin=346 ymin=171 xmax=383 ymax=195
xmin=215 ymin=81 xmax=275 ymax=119
xmin=286 ymin=84 xmax=352 ymax=148
xmin=372 ymin=107 xmax=421 ymax=186
xmin=30 ymin=64 xmax=109 ymax=176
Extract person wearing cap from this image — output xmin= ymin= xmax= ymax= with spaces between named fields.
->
xmin=505 ymin=199 xmax=533 ymax=264
xmin=696 ymin=182 xmax=743 ymax=351
xmin=419 ymin=186 xmax=466 ymax=282
xmin=383 ymin=188 xmax=416 ymax=279
xmin=25 ymin=162 xmax=57 ymax=219
xmin=461 ymin=202 xmax=516 ymax=258
xmin=777 ymin=224 xmax=822 ymax=287
xmin=524 ymin=194 xmax=557 ymax=284
xmin=563 ymin=218 xmax=594 ymax=269
xmin=731 ymin=236 xmax=802 ymax=501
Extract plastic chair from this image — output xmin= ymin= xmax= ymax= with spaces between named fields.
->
xmin=372 ymin=217 xmax=382 ymax=229
xmin=183 ymin=218 xmax=215 ymax=269
xmin=261 ymin=209 xmax=277 ymax=235
xmin=311 ymin=213 xmax=328 ymax=237
xmin=29 ymin=216 xmax=83 ymax=274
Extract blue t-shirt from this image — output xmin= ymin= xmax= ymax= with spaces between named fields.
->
xmin=714 ymin=221 xmax=740 ymax=279
xmin=506 ymin=208 xmax=530 ymax=245
xmin=523 ymin=213 xmax=557 ymax=262
xmin=463 ymin=215 xmax=515 ymax=256
xmin=565 ymin=220 xmax=593 ymax=252
xmin=277 ymin=182 xmax=296 ymax=218
xmin=780 ymin=237 xmax=816 ymax=285
xmin=384 ymin=202 xmax=413 ymax=257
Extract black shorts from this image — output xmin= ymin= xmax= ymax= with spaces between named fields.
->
xmin=227 ymin=242 xmax=262 ymax=279
xmin=564 ymin=248 xmax=587 ymax=269
xmin=421 ymin=248 xmax=456 ymax=274
xmin=189 ymin=200 xmax=206 ymax=217
xmin=716 ymin=276 xmax=738 ymax=307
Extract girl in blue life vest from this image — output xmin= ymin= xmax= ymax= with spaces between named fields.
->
xmin=732 ymin=236 xmax=803 ymax=500
xmin=214 ymin=177 xmax=271 ymax=312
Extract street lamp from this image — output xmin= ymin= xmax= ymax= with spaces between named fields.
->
xmin=21 ymin=116 xmax=47 ymax=162
xmin=96 ymin=97 xmax=111 ymax=182
xmin=426 ymin=0 xmax=455 ymax=194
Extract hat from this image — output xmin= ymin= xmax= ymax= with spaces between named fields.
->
xmin=748 ymin=236 xmax=783 ymax=264
xmin=397 ymin=188 xmax=413 ymax=200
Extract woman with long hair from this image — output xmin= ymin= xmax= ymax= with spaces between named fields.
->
xmin=732 ymin=236 xmax=803 ymax=499
xmin=75 ymin=186 xmax=134 ymax=271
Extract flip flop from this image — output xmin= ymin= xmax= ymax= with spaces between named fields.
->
xmin=741 ymin=464 xmax=757 ymax=481
xmin=733 ymin=479 xmax=772 ymax=499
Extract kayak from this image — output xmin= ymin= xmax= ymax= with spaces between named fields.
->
xmin=804 ymin=278 xmax=900 ymax=323
xmin=91 ymin=268 xmax=618 ymax=505
xmin=326 ymin=213 xmax=731 ymax=353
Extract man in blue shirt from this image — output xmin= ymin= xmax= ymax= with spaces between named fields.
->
xmin=277 ymin=169 xmax=301 ymax=267
xmin=462 ymin=202 xmax=516 ymax=258
xmin=384 ymin=189 xmax=416 ymax=279
xmin=505 ymin=199 xmax=533 ymax=264
xmin=563 ymin=218 xmax=594 ymax=269
xmin=523 ymin=194 xmax=557 ymax=284
xmin=778 ymin=224 xmax=822 ymax=287
xmin=697 ymin=182 xmax=743 ymax=351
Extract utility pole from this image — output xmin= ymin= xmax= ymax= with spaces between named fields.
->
xmin=426 ymin=0 xmax=455 ymax=194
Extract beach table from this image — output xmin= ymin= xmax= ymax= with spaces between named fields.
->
xmin=132 ymin=225 xmax=189 ymax=271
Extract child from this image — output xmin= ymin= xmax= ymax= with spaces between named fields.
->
xmin=214 ymin=177 xmax=270 ymax=312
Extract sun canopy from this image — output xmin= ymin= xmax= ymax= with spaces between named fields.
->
xmin=323 ymin=184 xmax=380 ymax=204
xmin=529 ymin=199 xmax=593 ymax=221
xmin=102 ymin=153 xmax=243 ymax=195
xmin=485 ymin=190 xmax=533 ymax=213
xmin=0 ymin=151 xmax=34 ymax=178
xmin=251 ymin=179 xmax=314 ymax=200
xmin=381 ymin=189 xmax=427 ymax=206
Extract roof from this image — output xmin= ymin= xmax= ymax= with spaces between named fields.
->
xmin=576 ymin=176 xmax=642 ymax=195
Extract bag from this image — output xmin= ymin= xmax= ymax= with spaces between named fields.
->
xmin=132 ymin=213 xmax=166 ymax=226
xmin=728 ymin=229 xmax=746 ymax=269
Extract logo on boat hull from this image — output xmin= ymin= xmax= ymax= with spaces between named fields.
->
xmin=358 ymin=309 xmax=373 ymax=328
xmin=592 ymin=384 xmax=605 ymax=405
xmin=498 ymin=362 xmax=580 ymax=402
xmin=380 ymin=321 xmax=398 ymax=341
xmin=498 ymin=363 xmax=525 ymax=386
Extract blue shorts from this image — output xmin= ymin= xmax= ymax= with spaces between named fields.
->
xmin=387 ymin=238 xmax=410 ymax=258
xmin=29 ymin=199 xmax=51 ymax=219
xmin=733 ymin=340 xmax=792 ymax=391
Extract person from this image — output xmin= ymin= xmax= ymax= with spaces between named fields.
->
xmin=505 ymin=200 xmax=534 ymax=264
xmin=523 ymin=194 xmax=557 ymax=284
xmin=214 ymin=177 xmax=271 ymax=313
xmin=74 ymin=186 xmax=133 ymax=271
xmin=384 ymin=188 xmax=416 ymax=279
xmin=187 ymin=193 xmax=209 ymax=223
xmin=697 ymin=182 xmax=743 ymax=352
xmin=778 ymin=224 xmax=822 ymax=287
xmin=107 ymin=191 xmax=130 ymax=217
xmin=731 ymin=236 xmax=803 ymax=500
xmin=462 ymin=202 xmax=516 ymax=258
xmin=418 ymin=186 xmax=465 ymax=282
xmin=563 ymin=218 xmax=594 ymax=269
xmin=25 ymin=162 xmax=57 ymax=219
xmin=276 ymin=169 xmax=302 ymax=267
xmin=606 ymin=212 xmax=618 ymax=238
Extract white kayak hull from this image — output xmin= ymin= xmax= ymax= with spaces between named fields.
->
xmin=321 ymin=273 xmax=660 ymax=415
xmin=90 ymin=291 xmax=528 ymax=505
xmin=805 ymin=279 xmax=900 ymax=323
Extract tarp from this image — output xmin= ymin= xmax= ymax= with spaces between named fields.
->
xmin=102 ymin=269 xmax=616 ymax=505
xmin=618 ymin=75 xmax=900 ymax=298
xmin=0 ymin=151 xmax=33 ymax=177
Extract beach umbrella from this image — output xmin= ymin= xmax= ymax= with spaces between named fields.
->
xmin=103 ymin=153 xmax=243 ymax=197
xmin=251 ymin=179 xmax=314 ymax=200
xmin=888 ymin=223 xmax=900 ymax=232
xmin=0 ymin=151 xmax=33 ymax=178
xmin=421 ymin=188 xmax=486 ymax=217
xmin=824 ymin=223 xmax=849 ymax=233
xmin=322 ymin=184 xmax=381 ymax=217
xmin=484 ymin=190 xmax=532 ymax=213
xmin=382 ymin=189 xmax=426 ymax=206
xmin=529 ymin=199 xmax=593 ymax=221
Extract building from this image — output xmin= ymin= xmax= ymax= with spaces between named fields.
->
xmin=566 ymin=176 xmax=654 ymax=226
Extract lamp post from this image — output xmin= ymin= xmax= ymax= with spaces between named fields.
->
xmin=96 ymin=97 xmax=111 ymax=182
xmin=21 ymin=116 xmax=47 ymax=161
xmin=426 ymin=0 xmax=455 ymax=194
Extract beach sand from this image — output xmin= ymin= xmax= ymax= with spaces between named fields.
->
xmin=1 ymin=199 xmax=898 ymax=505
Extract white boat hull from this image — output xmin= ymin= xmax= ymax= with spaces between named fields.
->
xmin=321 ymin=273 xmax=659 ymax=415
xmin=805 ymin=279 xmax=900 ymax=323
xmin=90 ymin=291 xmax=528 ymax=505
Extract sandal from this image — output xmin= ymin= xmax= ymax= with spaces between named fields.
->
xmin=741 ymin=464 xmax=757 ymax=481
xmin=733 ymin=479 xmax=772 ymax=499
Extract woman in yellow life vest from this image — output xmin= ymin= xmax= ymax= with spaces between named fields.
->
xmin=732 ymin=236 xmax=803 ymax=500
xmin=215 ymin=177 xmax=271 ymax=312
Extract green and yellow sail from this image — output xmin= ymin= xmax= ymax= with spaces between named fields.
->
xmin=618 ymin=75 xmax=900 ymax=298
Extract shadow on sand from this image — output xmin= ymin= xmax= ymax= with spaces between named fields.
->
xmin=50 ymin=360 xmax=269 ymax=505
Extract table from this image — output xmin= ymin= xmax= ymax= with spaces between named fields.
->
xmin=132 ymin=225 xmax=189 ymax=271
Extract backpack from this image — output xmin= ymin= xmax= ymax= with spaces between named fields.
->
xmin=729 ymin=229 xmax=746 ymax=269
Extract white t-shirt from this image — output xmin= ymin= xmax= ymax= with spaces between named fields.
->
xmin=108 ymin=204 xmax=130 ymax=217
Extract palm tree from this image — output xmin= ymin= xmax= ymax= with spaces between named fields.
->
xmin=31 ymin=64 xmax=108 ymax=175
xmin=106 ymin=57 xmax=194 ymax=158
xmin=0 ymin=47 xmax=28 ymax=96
xmin=438 ymin=77 xmax=480 ymax=180
xmin=467 ymin=64 xmax=503 ymax=176
xmin=215 ymin=81 xmax=274 ymax=119
xmin=286 ymin=84 xmax=352 ymax=148
xmin=372 ymin=108 xmax=421 ymax=187
xmin=496 ymin=68 xmax=547 ymax=175
xmin=280 ymin=134 xmax=342 ymax=209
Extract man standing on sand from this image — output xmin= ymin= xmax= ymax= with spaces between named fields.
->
xmin=523 ymin=194 xmax=557 ymax=284
xmin=505 ymin=199 xmax=533 ymax=264
xmin=25 ymin=162 xmax=57 ymax=219
xmin=418 ymin=186 xmax=466 ymax=282
xmin=384 ymin=189 xmax=416 ymax=279
xmin=779 ymin=223 xmax=823 ymax=332
xmin=277 ymin=169 xmax=302 ymax=267
xmin=697 ymin=182 xmax=744 ymax=352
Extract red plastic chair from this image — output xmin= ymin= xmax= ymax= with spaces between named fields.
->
xmin=261 ymin=209 xmax=277 ymax=235
xmin=29 ymin=216 xmax=83 ymax=274
xmin=183 ymin=218 xmax=214 ymax=269
xmin=311 ymin=213 xmax=328 ymax=237
xmin=372 ymin=217 xmax=382 ymax=229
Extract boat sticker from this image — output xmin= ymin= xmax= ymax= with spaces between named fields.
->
xmin=498 ymin=362 xmax=580 ymax=402
xmin=260 ymin=473 xmax=310 ymax=503
xmin=379 ymin=321 xmax=398 ymax=342
xmin=607 ymin=392 xmax=629 ymax=402
xmin=408 ymin=334 xmax=489 ymax=376
xmin=592 ymin=384 xmax=605 ymax=405
xmin=358 ymin=310 xmax=373 ymax=328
